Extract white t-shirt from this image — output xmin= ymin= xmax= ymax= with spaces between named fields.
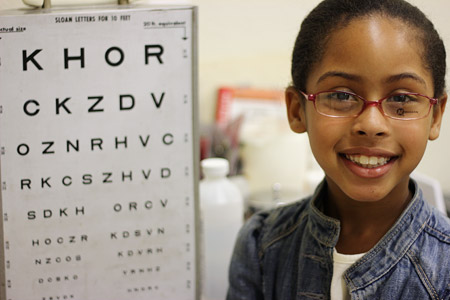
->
xmin=330 ymin=249 xmax=365 ymax=300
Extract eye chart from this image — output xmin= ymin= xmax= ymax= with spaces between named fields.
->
xmin=0 ymin=5 xmax=199 ymax=300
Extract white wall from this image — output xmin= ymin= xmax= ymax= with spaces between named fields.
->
xmin=2 ymin=0 xmax=450 ymax=194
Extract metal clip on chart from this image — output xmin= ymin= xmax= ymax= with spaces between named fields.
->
xmin=41 ymin=0 xmax=130 ymax=9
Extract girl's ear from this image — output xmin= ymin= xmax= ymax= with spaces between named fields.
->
xmin=285 ymin=86 xmax=307 ymax=133
xmin=429 ymin=93 xmax=447 ymax=141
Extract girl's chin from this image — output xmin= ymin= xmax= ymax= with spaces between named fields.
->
xmin=332 ymin=176 xmax=411 ymax=204
xmin=326 ymin=176 xmax=394 ymax=203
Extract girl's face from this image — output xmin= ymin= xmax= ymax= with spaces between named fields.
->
xmin=286 ymin=16 xmax=446 ymax=203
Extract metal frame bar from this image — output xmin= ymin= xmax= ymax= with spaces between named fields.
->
xmin=42 ymin=0 xmax=129 ymax=8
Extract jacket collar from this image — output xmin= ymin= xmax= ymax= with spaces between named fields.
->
xmin=308 ymin=179 xmax=431 ymax=290
xmin=308 ymin=180 xmax=340 ymax=248
xmin=345 ymin=179 xmax=431 ymax=291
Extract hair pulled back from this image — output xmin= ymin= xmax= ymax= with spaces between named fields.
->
xmin=292 ymin=0 xmax=446 ymax=98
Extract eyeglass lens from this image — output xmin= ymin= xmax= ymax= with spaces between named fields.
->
xmin=315 ymin=91 xmax=431 ymax=119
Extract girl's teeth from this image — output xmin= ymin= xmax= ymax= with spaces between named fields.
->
xmin=345 ymin=154 xmax=390 ymax=168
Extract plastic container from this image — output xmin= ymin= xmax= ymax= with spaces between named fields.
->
xmin=200 ymin=158 xmax=244 ymax=300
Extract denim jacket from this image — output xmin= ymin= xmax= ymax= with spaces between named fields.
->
xmin=227 ymin=179 xmax=450 ymax=300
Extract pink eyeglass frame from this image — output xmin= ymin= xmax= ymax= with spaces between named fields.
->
xmin=298 ymin=90 xmax=438 ymax=120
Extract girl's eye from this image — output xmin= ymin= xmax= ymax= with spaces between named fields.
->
xmin=328 ymin=92 xmax=353 ymax=101
xmin=388 ymin=94 xmax=416 ymax=103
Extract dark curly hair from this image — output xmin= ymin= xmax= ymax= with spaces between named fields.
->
xmin=291 ymin=0 xmax=446 ymax=98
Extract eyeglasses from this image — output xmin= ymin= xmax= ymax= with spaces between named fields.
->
xmin=299 ymin=90 xmax=438 ymax=120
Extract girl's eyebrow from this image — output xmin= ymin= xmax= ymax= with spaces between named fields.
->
xmin=385 ymin=73 xmax=427 ymax=87
xmin=317 ymin=71 xmax=427 ymax=87
xmin=317 ymin=71 xmax=362 ymax=83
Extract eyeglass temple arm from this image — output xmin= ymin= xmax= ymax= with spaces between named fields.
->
xmin=298 ymin=90 xmax=316 ymax=101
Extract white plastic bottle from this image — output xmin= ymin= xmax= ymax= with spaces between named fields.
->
xmin=200 ymin=158 xmax=244 ymax=300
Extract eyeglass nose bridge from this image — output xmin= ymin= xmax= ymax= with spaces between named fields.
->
xmin=360 ymin=99 xmax=385 ymax=115
xmin=365 ymin=100 xmax=380 ymax=106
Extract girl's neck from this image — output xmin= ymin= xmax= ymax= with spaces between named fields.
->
xmin=325 ymin=177 xmax=413 ymax=254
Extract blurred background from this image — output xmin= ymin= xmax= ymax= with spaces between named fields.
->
xmin=2 ymin=0 xmax=450 ymax=206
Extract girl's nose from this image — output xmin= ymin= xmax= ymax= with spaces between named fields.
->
xmin=352 ymin=103 xmax=389 ymax=137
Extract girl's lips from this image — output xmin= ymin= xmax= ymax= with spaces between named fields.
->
xmin=344 ymin=154 xmax=392 ymax=168
xmin=340 ymin=153 xmax=398 ymax=178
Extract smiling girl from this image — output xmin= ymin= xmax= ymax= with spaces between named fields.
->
xmin=227 ymin=0 xmax=450 ymax=299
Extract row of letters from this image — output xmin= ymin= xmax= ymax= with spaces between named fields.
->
xmin=22 ymin=45 xmax=165 ymax=71
xmin=20 ymin=92 xmax=170 ymax=116
xmin=19 ymin=167 xmax=175 ymax=190
xmin=30 ymin=226 xmax=168 ymax=246
xmin=14 ymin=133 xmax=177 ymax=156
xmin=25 ymin=199 xmax=174 ymax=220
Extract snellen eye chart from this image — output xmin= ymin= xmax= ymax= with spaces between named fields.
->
xmin=0 ymin=5 xmax=199 ymax=300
